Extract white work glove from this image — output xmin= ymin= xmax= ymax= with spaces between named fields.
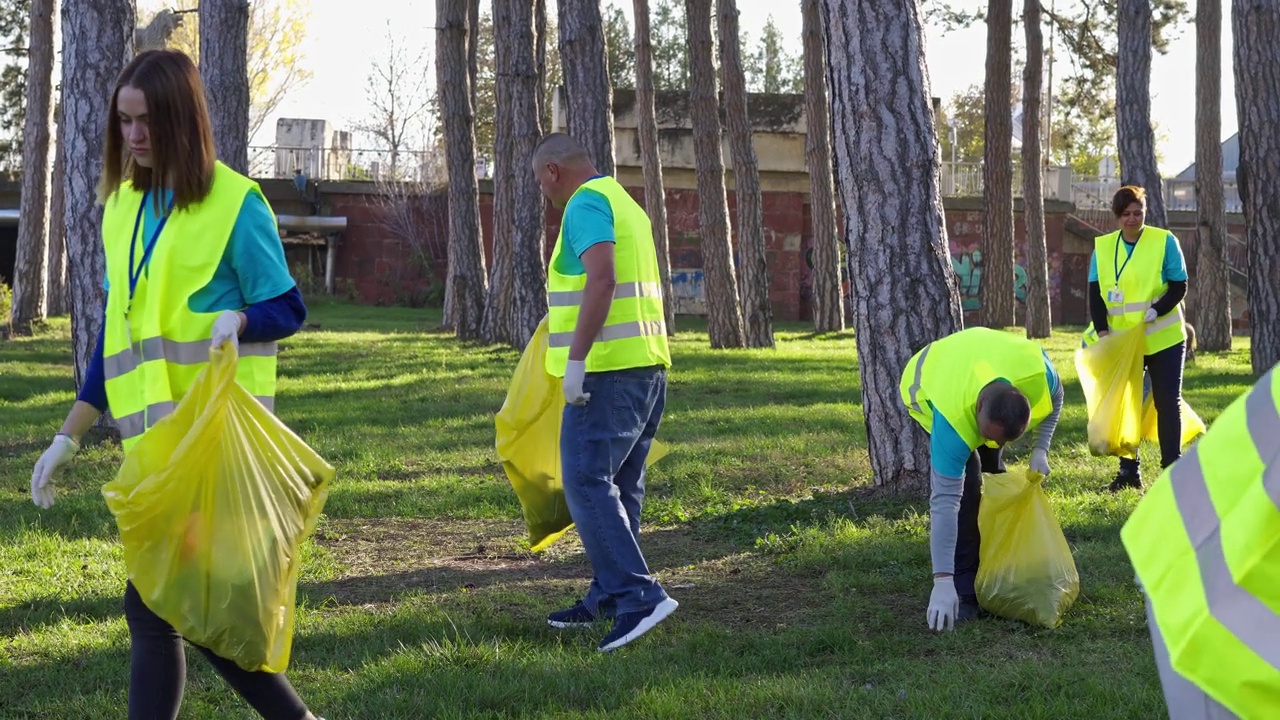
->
xmin=927 ymin=576 xmax=959 ymax=632
xmin=1144 ymin=308 xmax=1158 ymax=323
xmin=210 ymin=311 xmax=242 ymax=351
xmin=31 ymin=434 xmax=79 ymax=509
xmin=563 ymin=359 xmax=590 ymax=406
xmin=1029 ymin=448 xmax=1051 ymax=478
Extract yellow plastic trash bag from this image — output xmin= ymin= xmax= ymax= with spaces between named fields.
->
xmin=1140 ymin=395 xmax=1206 ymax=445
xmin=496 ymin=317 xmax=668 ymax=552
xmin=102 ymin=345 xmax=333 ymax=673
xmin=1075 ymin=326 xmax=1146 ymax=457
xmin=975 ymin=470 xmax=1080 ymax=628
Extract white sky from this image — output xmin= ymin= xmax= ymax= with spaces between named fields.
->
xmin=140 ymin=0 xmax=1234 ymax=176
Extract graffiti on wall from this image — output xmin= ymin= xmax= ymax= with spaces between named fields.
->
xmin=671 ymin=269 xmax=706 ymax=315
xmin=951 ymin=249 xmax=1029 ymax=311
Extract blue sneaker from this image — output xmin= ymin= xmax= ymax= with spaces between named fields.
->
xmin=547 ymin=601 xmax=597 ymax=629
xmin=597 ymin=598 xmax=679 ymax=652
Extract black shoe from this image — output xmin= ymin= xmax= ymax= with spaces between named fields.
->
xmin=956 ymin=598 xmax=984 ymax=625
xmin=597 ymin=598 xmax=679 ymax=652
xmin=547 ymin=601 xmax=597 ymax=629
xmin=1107 ymin=469 xmax=1142 ymax=493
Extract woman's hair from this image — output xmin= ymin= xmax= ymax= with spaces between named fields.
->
xmin=98 ymin=49 xmax=217 ymax=211
xmin=1111 ymin=185 xmax=1147 ymax=218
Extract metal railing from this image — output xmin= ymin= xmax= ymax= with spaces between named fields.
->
xmin=942 ymin=163 xmax=1243 ymax=214
xmin=247 ymin=145 xmax=475 ymax=185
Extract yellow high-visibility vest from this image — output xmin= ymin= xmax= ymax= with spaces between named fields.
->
xmin=899 ymin=327 xmax=1052 ymax=449
xmin=1123 ymin=364 xmax=1280 ymax=719
xmin=544 ymin=176 xmax=670 ymax=377
xmin=1094 ymin=225 xmax=1187 ymax=354
xmin=101 ymin=162 xmax=279 ymax=452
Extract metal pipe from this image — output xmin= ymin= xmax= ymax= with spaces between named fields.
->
xmin=276 ymin=214 xmax=347 ymax=232
xmin=325 ymin=234 xmax=338 ymax=295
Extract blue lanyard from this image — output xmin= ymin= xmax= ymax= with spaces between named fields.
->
xmin=127 ymin=191 xmax=174 ymax=309
xmin=1112 ymin=230 xmax=1138 ymax=285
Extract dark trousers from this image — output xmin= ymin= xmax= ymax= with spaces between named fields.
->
xmin=1120 ymin=340 xmax=1186 ymax=473
xmin=124 ymin=581 xmax=310 ymax=720
xmin=953 ymin=446 xmax=997 ymax=600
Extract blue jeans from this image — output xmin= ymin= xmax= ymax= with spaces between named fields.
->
xmin=561 ymin=364 xmax=670 ymax=618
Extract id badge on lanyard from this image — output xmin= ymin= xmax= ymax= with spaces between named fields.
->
xmin=1107 ymin=287 xmax=1125 ymax=304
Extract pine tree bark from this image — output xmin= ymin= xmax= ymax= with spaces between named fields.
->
xmin=633 ymin=0 xmax=676 ymax=334
xmin=535 ymin=0 xmax=548 ymax=130
xmin=468 ymin=0 xmax=480 ymax=113
xmin=981 ymin=0 xmax=1015 ymax=328
xmin=1194 ymin=0 xmax=1231 ymax=351
xmin=485 ymin=0 xmax=548 ymax=349
xmin=819 ymin=0 xmax=964 ymax=492
xmin=717 ymin=0 xmax=773 ymax=348
xmin=685 ymin=0 xmax=745 ymax=348
xmin=10 ymin=0 xmax=57 ymax=334
xmin=1022 ymin=0 xmax=1051 ymax=339
xmin=199 ymin=0 xmax=250 ymax=173
xmin=438 ymin=0 xmax=489 ymax=340
xmin=47 ymin=104 xmax=68 ymax=316
xmin=1233 ymin=0 xmax=1280 ymax=375
xmin=62 ymin=0 xmax=134 ymax=388
xmin=557 ymin=0 xmax=615 ymax=175
xmin=1116 ymin=0 xmax=1167 ymax=228
xmin=802 ymin=0 xmax=843 ymax=333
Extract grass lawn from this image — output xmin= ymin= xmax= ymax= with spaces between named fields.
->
xmin=0 ymin=301 xmax=1257 ymax=719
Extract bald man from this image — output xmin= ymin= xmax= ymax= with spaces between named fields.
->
xmin=532 ymin=133 xmax=677 ymax=652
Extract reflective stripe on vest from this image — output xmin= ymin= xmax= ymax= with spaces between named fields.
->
xmin=1123 ymin=365 xmax=1280 ymax=718
xmin=906 ymin=342 xmax=932 ymax=415
xmin=101 ymin=162 xmax=280 ymax=452
xmin=103 ymin=338 xmax=278 ymax=380
xmin=544 ymin=176 xmax=671 ymax=377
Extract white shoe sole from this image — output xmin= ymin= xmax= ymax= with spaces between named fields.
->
xmin=548 ymin=618 xmax=596 ymax=629
xmin=598 ymin=598 xmax=679 ymax=652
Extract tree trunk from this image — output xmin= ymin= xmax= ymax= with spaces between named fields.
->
xmin=47 ymin=104 xmax=68 ymax=316
xmin=1022 ymin=0 xmax=1051 ymax=339
xmin=484 ymin=0 xmax=548 ymax=349
xmin=62 ymin=0 xmax=134 ymax=388
xmin=438 ymin=0 xmax=489 ymax=340
xmin=802 ymin=0 xmax=843 ymax=334
xmin=10 ymin=0 xmax=57 ymax=334
xmin=535 ymin=0 xmax=548 ymax=130
xmin=981 ymin=0 xmax=1015 ymax=328
xmin=199 ymin=0 xmax=250 ymax=174
xmin=468 ymin=0 xmax=480 ymax=113
xmin=819 ymin=0 xmax=964 ymax=492
xmin=557 ymin=0 xmax=615 ymax=175
xmin=685 ymin=0 xmax=745 ymax=349
xmin=1116 ymin=0 xmax=1167 ymax=228
xmin=633 ymin=0 xmax=676 ymax=335
xmin=1233 ymin=0 xmax=1280 ymax=375
xmin=1193 ymin=0 xmax=1231 ymax=351
xmin=718 ymin=0 xmax=773 ymax=348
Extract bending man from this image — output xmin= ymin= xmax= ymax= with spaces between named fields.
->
xmin=900 ymin=327 xmax=1065 ymax=631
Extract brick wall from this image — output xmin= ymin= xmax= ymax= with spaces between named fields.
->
xmin=290 ymin=182 xmax=1242 ymax=330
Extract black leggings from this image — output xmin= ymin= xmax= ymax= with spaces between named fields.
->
xmin=124 ymin=581 xmax=311 ymax=720
xmin=1119 ymin=340 xmax=1186 ymax=472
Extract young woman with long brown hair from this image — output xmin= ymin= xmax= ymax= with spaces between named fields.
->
xmin=28 ymin=49 xmax=321 ymax=720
